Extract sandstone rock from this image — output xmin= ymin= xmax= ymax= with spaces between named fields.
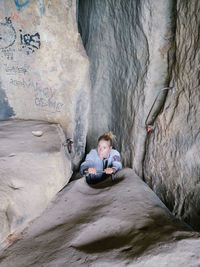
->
xmin=0 ymin=0 xmax=199 ymax=257
xmin=78 ymin=0 xmax=200 ymax=231
xmin=0 ymin=120 xmax=72 ymax=243
xmin=0 ymin=0 xmax=90 ymax=166
xmin=78 ymin=0 xmax=175 ymax=171
xmin=0 ymin=169 xmax=199 ymax=266
xmin=144 ymin=0 xmax=200 ymax=231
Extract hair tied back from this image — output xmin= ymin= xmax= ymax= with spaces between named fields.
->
xmin=98 ymin=131 xmax=116 ymax=146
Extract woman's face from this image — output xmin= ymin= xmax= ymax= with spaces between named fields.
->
xmin=97 ymin=140 xmax=112 ymax=158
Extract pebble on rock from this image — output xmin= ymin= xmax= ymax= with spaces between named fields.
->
xmin=32 ymin=131 xmax=43 ymax=137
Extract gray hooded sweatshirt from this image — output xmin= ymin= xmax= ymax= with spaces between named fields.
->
xmin=80 ymin=148 xmax=122 ymax=175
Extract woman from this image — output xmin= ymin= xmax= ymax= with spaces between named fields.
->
xmin=80 ymin=132 xmax=122 ymax=184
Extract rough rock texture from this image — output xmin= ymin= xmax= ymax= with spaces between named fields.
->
xmin=0 ymin=119 xmax=72 ymax=243
xmin=78 ymin=0 xmax=175 ymax=169
xmin=0 ymin=0 xmax=90 ymax=166
xmin=0 ymin=169 xmax=199 ymax=266
xmin=78 ymin=0 xmax=200 ymax=230
xmin=0 ymin=0 xmax=199 ymax=265
xmin=144 ymin=0 xmax=200 ymax=231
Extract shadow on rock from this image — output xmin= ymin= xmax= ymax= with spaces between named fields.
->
xmin=0 ymin=168 xmax=199 ymax=267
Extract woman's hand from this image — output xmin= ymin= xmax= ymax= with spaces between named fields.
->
xmin=88 ymin=168 xmax=97 ymax=175
xmin=104 ymin=168 xmax=116 ymax=174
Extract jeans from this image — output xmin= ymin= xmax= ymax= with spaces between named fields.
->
xmin=86 ymin=173 xmax=109 ymax=185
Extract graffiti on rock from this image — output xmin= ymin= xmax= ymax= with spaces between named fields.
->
xmin=34 ymin=84 xmax=64 ymax=113
xmin=14 ymin=0 xmax=29 ymax=11
xmin=5 ymin=64 xmax=28 ymax=75
xmin=5 ymin=17 xmax=12 ymax=25
xmin=0 ymin=17 xmax=40 ymax=57
xmin=0 ymin=20 xmax=16 ymax=50
xmin=1 ymin=47 xmax=14 ymax=60
xmin=10 ymin=78 xmax=26 ymax=87
xmin=19 ymin=30 xmax=41 ymax=55
xmin=7 ymin=77 xmax=64 ymax=113
xmin=35 ymin=97 xmax=64 ymax=113
xmin=37 ymin=0 xmax=45 ymax=17
xmin=14 ymin=0 xmax=46 ymax=16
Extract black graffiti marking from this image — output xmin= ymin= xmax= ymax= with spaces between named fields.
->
xmin=5 ymin=17 xmax=12 ymax=24
xmin=5 ymin=65 xmax=28 ymax=75
xmin=1 ymin=48 xmax=14 ymax=60
xmin=23 ymin=33 xmax=40 ymax=49
xmin=10 ymin=78 xmax=26 ymax=87
xmin=19 ymin=30 xmax=41 ymax=55
xmin=0 ymin=23 xmax=16 ymax=50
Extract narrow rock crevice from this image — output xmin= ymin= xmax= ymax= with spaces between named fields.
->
xmin=78 ymin=0 xmax=175 ymax=174
xmin=77 ymin=0 xmax=200 ymax=232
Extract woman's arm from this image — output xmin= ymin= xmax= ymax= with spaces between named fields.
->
xmin=80 ymin=150 xmax=96 ymax=175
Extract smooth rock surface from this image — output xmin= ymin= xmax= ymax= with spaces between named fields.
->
xmin=0 ymin=119 xmax=72 ymax=242
xmin=0 ymin=169 xmax=199 ymax=266
xmin=0 ymin=0 xmax=90 ymax=166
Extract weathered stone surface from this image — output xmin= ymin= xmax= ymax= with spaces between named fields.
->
xmin=78 ymin=0 xmax=175 ymax=170
xmin=0 ymin=0 xmax=90 ymax=165
xmin=144 ymin=0 xmax=200 ymax=230
xmin=0 ymin=0 xmax=199 ymax=264
xmin=0 ymin=119 xmax=72 ymax=243
xmin=0 ymin=169 xmax=199 ymax=266
xmin=78 ymin=0 xmax=200 ymax=231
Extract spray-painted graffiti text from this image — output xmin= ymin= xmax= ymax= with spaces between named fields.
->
xmin=14 ymin=0 xmax=29 ymax=11
xmin=0 ymin=22 xmax=16 ymax=50
xmin=5 ymin=64 xmax=28 ymax=75
xmin=19 ymin=30 xmax=41 ymax=55
xmin=34 ymin=84 xmax=64 ymax=113
xmin=8 ymin=78 xmax=64 ymax=113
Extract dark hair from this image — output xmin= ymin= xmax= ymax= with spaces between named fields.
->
xmin=98 ymin=132 xmax=116 ymax=146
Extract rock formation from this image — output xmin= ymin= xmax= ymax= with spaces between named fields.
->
xmin=78 ymin=0 xmax=200 ymax=230
xmin=144 ymin=0 xmax=200 ymax=231
xmin=0 ymin=0 xmax=200 ymax=265
xmin=0 ymin=120 xmax=71 ymax=242
xmin=0 ymin=0 xmax=90 ymax=166
xmin=78 ymin=0 xmax=175 ymax=170
xmin=0 ymin=169 xmax=199 ymax=266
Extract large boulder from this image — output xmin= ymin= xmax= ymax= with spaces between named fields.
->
xmin=0 ymin=119 xmax=72 ymax=243
xmin=0 ymin=168 xmax=199 ymax=266
xmin=0 ymin=0 xmax=90 ymax=166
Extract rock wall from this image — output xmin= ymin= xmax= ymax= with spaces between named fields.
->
xmin=78 ymin=0 xmax=200 ymax=231
xmin=0 ymin=120 xmax=72 ymax=243
xmin=0 ymin=0 xmax=199 ymax=233
xmin=144 ymin=0 xmax=200 ymax=231
xmin=78 ymin=0 xmax=175 ymax=170
xmin=0 ymin=0 xmax=90 ymax=166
